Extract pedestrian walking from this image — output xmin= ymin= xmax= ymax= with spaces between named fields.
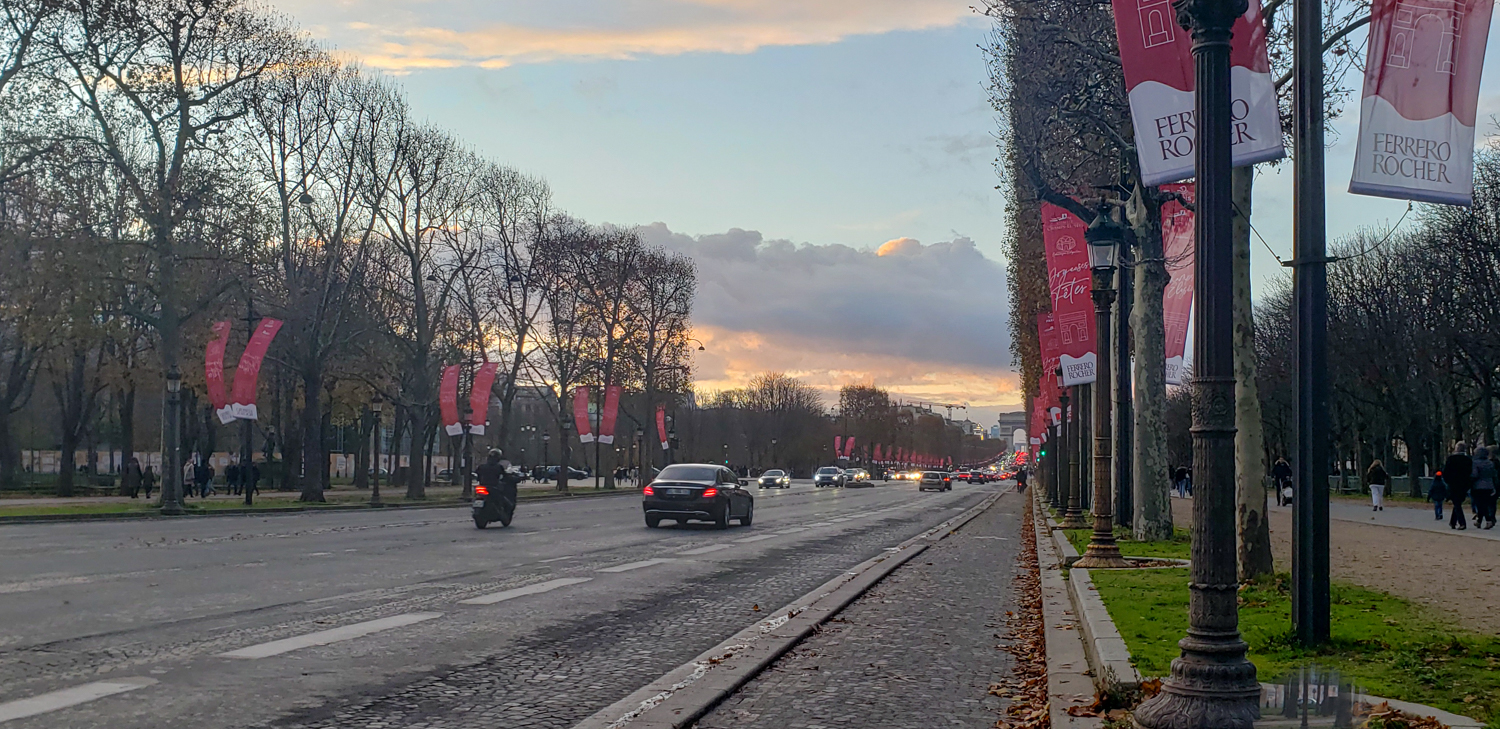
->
xmin=245 ymin=460 xmax=261 ymax=496
xmin=1443 ymin=442 xmax=1474 ymax=530
xmin=1366 ymin=460 xmax=1389 ymax=511
xmin=1428 ymin=471 xmax=1448 ymax=521
xmin=1015 ymin=467 xmax=1028 ymax=493
xmin=122 ymin=457 xmax=143 ymax=499
xmin=141 ymin=465 xmax=156 ymax=500
xmin=183 ymin=457 xmax=197 ymax=499
xmin=1272 ymin=457 xmax=1293 ymax=506
xmin=1174 ymin=466 xmax=1192 ymax=497
xmin=226 ymin=461 xmax=241 ymax=496
xmin=1471 ymin=446 xmax=1498 ymax=530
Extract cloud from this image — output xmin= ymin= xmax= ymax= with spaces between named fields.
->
xmin=276 ymin=0 xmax=981 ymax=71
xmin=638 ymin=224 xmax=1019 ymax=410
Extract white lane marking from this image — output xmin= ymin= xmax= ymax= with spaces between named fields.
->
xmin=0 ymin=678 xmax=156 ymax=723
xmin=539 ymin=556 xmax=576 ymax=563
xmin=805 ymin=522 xmax=832 ymax=527
xmin=776 ymin=527 xmax=809 ymax=534
xmin=679 ymin=544 xmax=734 ymax=555
xmin=597 ymin=559 xmax=673 ymax=573
xmin=735 ymin=534 xmax=777 ymax=543
xmin=830 ymin=518 xmax=853 ymax=523
xmin=308 ymin=552 xmax=333 ymax=557
xmin=217 ymin=612 xmax=443 ymax=659
xmin=460 ymin=578 xmax=593 ymax=605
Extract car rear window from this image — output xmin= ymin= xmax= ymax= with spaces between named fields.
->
xmin=657 ymin=465 xmax=719 ymax=481
xmin=817 ymin=467 xmax=840 ymax=474
xmin=922 ymin=471 xmax=943 ymax=478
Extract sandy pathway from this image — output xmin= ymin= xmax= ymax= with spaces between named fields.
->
xmin=1170 ymin=498 xmax=1500 ymax=636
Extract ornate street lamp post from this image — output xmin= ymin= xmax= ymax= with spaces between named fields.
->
xmin=161 ymin=366 xmax=184 ymax=515
xmin=1055 ymin=381 xmax=1070 ymax=514
xmin=542 ymin=431 xmax=551 ymax=470
xmin=1076 ymin=209 xmax=1130 ymax=569
xmin=1134 ymin=1 xmax=1261 ymax=726
xmin=1061 ymin=378 xmax=1088 ymax=529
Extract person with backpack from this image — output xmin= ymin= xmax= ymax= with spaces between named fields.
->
xmin=1272 ymin=457 xmax=1293 ymax=506
xmin=1428 ymin=471 xmax=1448 ymax=521
xmin=1471 ymin=446 xmax=1497 ymax=530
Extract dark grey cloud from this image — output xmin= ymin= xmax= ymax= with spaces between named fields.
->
xmin=639 ymin=223 xmax=1013 ymax=372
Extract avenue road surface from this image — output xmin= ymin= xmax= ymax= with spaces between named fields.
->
xmin=0 ymin=479 xmax=1007 ymax=728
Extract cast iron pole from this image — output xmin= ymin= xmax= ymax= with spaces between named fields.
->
xmin=1292 ymin=0 xmax=1331 ymax=648
xmin=1063 ymin=385 xmax=1088 ymax=528
xmin=1077 ymin=265 xmax=1129 ymax=568
xmin=1134 ymin=1 xmax=1261 ymax=726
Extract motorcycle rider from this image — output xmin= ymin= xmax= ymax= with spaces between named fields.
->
xmin=475 ymin=449 xmax=522 ymax=527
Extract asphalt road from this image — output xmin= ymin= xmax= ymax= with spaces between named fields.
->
xmin=0 ymin=478 xmax=1005 ymax=728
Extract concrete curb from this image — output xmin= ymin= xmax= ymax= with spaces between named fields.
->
xmin=1045 ymin=520 xmax=1144 ymax=692
xmin=0 ymin=488 xmax=637 ymax=526
xmin=1031 ymin=490 xmax=1104 ymax=728
xmin=569 ymin=489 xmax=1009 ymax=729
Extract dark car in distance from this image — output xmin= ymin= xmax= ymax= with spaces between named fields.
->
xmin=642 ymin=463 xmax=754 ymax=529
xmin=758 ymin=469 xmax=791 ymax=488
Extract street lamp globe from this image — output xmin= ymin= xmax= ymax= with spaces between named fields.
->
xmin=1084 ymin=207 xmax=1121 ymax=273
xmin=166 ymin=365 xmax=182 ymax=393
xmin=371 ymin=393 xmax=383 ymax=414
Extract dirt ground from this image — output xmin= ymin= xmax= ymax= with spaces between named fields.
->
xmin=1170 ymin=499 xmax=1500 ymax=636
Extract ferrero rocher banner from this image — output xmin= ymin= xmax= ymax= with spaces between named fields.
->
xmin=1160 ymin=183 xmax=1196 ymax=386
xmin=441 ymin=365 xmax=462 ymax=436
xmin=1110 ymin=0 xmax=1284 ymax=186
xmin=1041 ymin=204 xmax=1097 ymax=386
xmin=1350 ymin=0 xmax=1494 ymax=206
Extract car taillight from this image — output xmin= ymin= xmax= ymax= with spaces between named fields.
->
xmin=643 ymin=485 xmax=654 ymax=495
xmin=475 ymin=485 xmax=489 ymax=496
xmin=703 ymin=487 xmax=718 ymax=498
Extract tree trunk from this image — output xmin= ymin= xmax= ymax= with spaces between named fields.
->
xmin=406 ymin=410 xmax=427 ymax=499
xmin=54 ymin=350 xmax=89 ymax=498
xmin=1232 ymin=167 xmax=1273 ymax=580
xmin=117 ymin=384 xmax=136 ymax=468
xmin=299 ymin=370 xmax=325 ymax=501
xmin=1129 ymin=192 xmax=1173 ymax=541
xmin=354 ymin=410 xmax=372 ymax=489
xmin=0 ymin=409 xmax=16 ymax=489
xmin=1406 ymin=424 xmax=1425 ymax=497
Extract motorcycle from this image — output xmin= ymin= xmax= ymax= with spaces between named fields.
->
xmin=473 ymin=468 xmax=521 ymax=529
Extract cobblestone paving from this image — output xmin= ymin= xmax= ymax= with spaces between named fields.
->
xmin=264 ymin=499 xmax=992 ymax=729
xmin=694 ymin=495 xmax=1023 ymax=729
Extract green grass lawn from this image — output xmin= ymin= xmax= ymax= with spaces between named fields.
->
xmin=1091 ymin=568 xmax=1500 ymax=726
xmin=1064 ymin=527 xmax=1191 ymax=560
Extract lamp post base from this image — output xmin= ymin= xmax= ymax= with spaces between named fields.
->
xmin=1060 ymin=510 xmax=1090 ymax=529
xmin=1074 ymin=530 xmax=1131 ymax=569
xmin=1132 ymin=636 xmax=1261 ymax=729
xmin=160 ymin=503 xmax=184 ymax=516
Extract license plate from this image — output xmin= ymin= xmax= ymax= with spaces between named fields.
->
xmin=664 ymin=488 xmax=691 ymax=496
xmin=472 ymin=500 xmax=485 ymax=508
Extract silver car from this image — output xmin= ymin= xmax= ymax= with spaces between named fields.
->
xmin=757 ymin=469 xmax=791 ymax=489
xmin=813 ymin=466 xmax=845 ymax=488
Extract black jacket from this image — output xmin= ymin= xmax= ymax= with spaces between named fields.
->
xmin=1443 ymin=454 xmax=1474 ymax=494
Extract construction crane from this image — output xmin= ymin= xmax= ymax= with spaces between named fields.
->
xmin=937 ymin=402 xmax=969 ymax=420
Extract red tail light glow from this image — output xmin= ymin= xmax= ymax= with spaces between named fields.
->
xmin=475 ymin=485 xmax=489 ymax=496
xmin=702 ymin=487 xmax=719 ymax=498
xmin=643 ymin=485 xmax=654 ymax=496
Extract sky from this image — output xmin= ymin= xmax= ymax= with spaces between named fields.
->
xmin=268 ymin=0 xmax=1500 ymax=430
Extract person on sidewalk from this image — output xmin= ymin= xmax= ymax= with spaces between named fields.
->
xmin=1443 ymin=442 xmax=1474 ymax=530
xmin=183 ymin=457 xmax=197 ymax=499
xmin=121 ymin=457 xmax=143 ymax=499
xmin=245 ymin=460 xmax=261 ymax=496
xmin=1471 ymin=446 xmax=1498 ymax=530
xmin=141 ymin=465 xmax=156 ymax=500
xmin=1272 ymin=457 xmax=1293 ymax=506
xmin=1015 ymin=467 xmax=1028 ymax=492
xmin=1366 ymin=460 xmax=1389 ymax=511
xmin=1174 ymin=466 xmax=1191 ymax=498
xmin=1428 ymin=471 xmax=1447 ymax=521
xmin=226 ymin=460 xmax=241 ymax=496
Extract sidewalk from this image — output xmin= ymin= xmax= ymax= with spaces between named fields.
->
xmin=692 ymin=491 xmax=1030 ymax=728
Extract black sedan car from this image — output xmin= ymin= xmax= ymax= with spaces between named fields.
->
xmin=757 ymin=469 xmax=791 ymax=489
xmin=642 ymin=463 xmax=754 ymax=529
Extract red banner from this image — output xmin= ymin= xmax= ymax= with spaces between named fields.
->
xmin=228 ymin=318 xmax=282 ymax=421
xmin=574 ymin=386 xmax=594 ymax=443
xmin=1161 ymin=183 xmax=1196 ymax=385
xmin=441 ymin=365 xmax=462 ymax=436
xmin=834 ymin=436 xmax=842 ymax=457
xmin=873 ymin=444 xmax=882 ymax=463
xmin=598 ymin=385 xmax=622 ymax=444
xmin=843 ymin=436 xmax=856 ymax=459
xmin=207 ymin=321 xmax=232 ymax=423
xmin=656 ymin=404 xmax=669 ymax=450
xmin=468 ymin=362 xmax=499 ymax=435
xmin=1111 ymin=0 xmax=1283 ymax=186
xmin=1042 ymin=204 xmax=1097 ymax=386
xmin=1351 ymin=0 xmax=1494 ymax=205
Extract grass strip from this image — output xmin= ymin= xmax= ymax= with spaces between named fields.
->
xmin=1090 ymin=567 xmax=1500 ymax=726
